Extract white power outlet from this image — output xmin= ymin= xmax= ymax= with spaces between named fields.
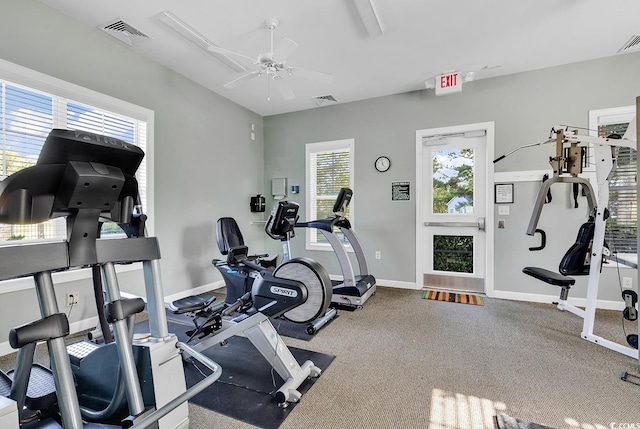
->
xmin=66 ymin=292 xmax=80 ymax=307
xmin=622 ymin=277 xmax=633 ymax=289
xmin=375 ymin=251 xmax=381 ymax=260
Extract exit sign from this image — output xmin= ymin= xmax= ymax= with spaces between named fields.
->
xmin=435 ymin=72 xmax=462 ymax=96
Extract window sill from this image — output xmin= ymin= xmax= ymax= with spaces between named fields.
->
xmin=306 ymin=243 xmax=354 ymax=253
xmin=0 ymin=263 xmax=142 ymax=295
xmin=608 ymin=253 xmax=637 ymax=269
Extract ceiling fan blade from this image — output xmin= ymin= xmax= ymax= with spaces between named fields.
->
xmin=273 ymin=78 xmax=296 ymax=100
xmin=224 ymin=70 xmax=261 ymax=88
xmin=207 ymin=45 xmax=256 ymax=63
xmin=273 ymin=38 xmax=298 ymax=61
xmin=286 ymin=66 xmax=333 ymax=84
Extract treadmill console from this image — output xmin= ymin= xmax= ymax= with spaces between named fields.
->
xmin=332 ymin=187 xmax=353 ymax=215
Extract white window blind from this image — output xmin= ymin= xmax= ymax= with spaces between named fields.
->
xmin=305 ymin=139 xmax=354 ymax=250
xmin=601 ymin=122 xmax=636 ymax=253
xmin=0 ymin=62 xmax=151 ymax=244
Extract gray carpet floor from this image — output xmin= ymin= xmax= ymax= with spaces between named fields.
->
xmin=2 ymin=286 xmax=639 ymax=428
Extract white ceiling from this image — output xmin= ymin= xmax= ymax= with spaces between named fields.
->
xmin=39 ymin=0 xmax=640 ymax=117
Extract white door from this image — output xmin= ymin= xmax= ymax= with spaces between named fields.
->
xmin=416 ymin=123 xmax=494 ymax=294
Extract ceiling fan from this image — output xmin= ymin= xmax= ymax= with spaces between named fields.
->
xmin=208 ymin=18 xmax=333 ymax=100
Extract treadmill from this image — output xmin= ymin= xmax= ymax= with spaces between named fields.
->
xmin=296 ymin=188 xmax=376 ymax=309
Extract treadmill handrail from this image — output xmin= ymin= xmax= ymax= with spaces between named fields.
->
xmin=295 ymin=215 xmax=339 ymax=233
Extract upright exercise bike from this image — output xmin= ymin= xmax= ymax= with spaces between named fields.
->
xmin=262 ymin=201 xmax=338 ymax=334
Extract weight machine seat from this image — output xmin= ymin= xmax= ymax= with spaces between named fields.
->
xmin=522 ymin=266 xmax=575 ymax=287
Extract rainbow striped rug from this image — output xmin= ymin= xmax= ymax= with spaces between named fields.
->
xmin=422 ymin=289 xmax=484 ymax=306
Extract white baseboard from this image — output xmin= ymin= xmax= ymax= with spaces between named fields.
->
xmin=491 ymin=290 xmax=626 ymax=311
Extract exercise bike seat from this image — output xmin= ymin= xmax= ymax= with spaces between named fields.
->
xmin=169 ymin=295 xmax=217 ymax=314
xmin=214 ymin=218 xmax=277 ymax=305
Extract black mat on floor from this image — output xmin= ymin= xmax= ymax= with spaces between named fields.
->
xmin=162 ymin=302 xmax=336 ymax=342
xmin=136 ymin=319 xmax=335 ymax=429
xmin=495 ymin=414 xmax=556 ymax=429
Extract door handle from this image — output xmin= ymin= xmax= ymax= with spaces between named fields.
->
xmin=424 ymin=218 xmax=485 ymax=231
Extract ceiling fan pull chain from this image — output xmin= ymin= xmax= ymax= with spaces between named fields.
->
xmin=267 ymin=72 xmax=271 ymax=101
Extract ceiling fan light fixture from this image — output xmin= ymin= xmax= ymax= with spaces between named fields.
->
xmin=154 ymin=11 xmax=246 ymax=73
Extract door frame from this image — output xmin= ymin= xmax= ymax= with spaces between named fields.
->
xmin=415 ymin=121 xmax=495 ymax=296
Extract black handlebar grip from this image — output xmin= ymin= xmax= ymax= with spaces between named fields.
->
xmin=493 ymin=155 xmax=506 ymax=163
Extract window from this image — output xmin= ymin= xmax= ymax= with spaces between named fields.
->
xmin=589 ymin=106 xmax=636 ymax=254
xmin=305 ymin=139 xmax=354 ymax=250
xmin=0 ymin=58 xmax=153 ymax=244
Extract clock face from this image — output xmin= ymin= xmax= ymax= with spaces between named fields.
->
xmin=375 ymin=156 xmax=391 ymax=172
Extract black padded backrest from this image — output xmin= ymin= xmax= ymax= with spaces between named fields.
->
xmin=217 ymin=217 xmax=245 ymax=255
xmin=559 ymin=221 xmax=595 ymax=276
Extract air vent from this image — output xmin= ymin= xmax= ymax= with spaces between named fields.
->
xmin=98 ymin=18 xmax=151 ymax=47
xmin=618 ymin=35 xmax=640 ymax=53
xmin=312 ymin=95 xmax=339 ymax=106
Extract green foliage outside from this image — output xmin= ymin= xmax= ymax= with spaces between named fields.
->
xmin=100 ymin=223 xmax=125 ymax=236
xmin=432 ymin=149 xmax=475 ymax=272
xmin=1 ymin=149 xmax=35 ymax=177
xmin=315 ymin=149 xmax=351 ymax=243
xmin=433 ymin=235 xmax=473 ymax=273
xmin=432 ymin=149 xmax=474 ymax=214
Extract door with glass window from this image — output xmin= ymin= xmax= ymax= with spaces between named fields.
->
xmin=419 ymin=128 xmax=488 ymax=294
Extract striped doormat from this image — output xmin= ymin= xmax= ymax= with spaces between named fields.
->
xmin=422 ymin=289 xmax=484 ymax=306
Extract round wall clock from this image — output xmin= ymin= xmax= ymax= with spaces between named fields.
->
xmin=375 ymin=156 xmax=391 ymax=172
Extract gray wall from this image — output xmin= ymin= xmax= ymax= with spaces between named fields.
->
xmin=264 ymin=51 xmax=640 ymax=302
xmin=0 ymin=0 xmax=637 ymax=345
xmin=0 ymin=0 xmax=265 ymax=339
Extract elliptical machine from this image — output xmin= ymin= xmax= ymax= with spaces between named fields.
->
xmin=0 ymin=129 xmax=222 ymax=429
xmin=296 ymin=188 xmax=376 ymax=309
xmin=169 ymin=200 xmax=334 ymax=405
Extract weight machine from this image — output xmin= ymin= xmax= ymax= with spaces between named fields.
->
xmin=496 ymin=117 xmax=638 ymax=359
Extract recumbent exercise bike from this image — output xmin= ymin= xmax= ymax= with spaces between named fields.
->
xmin=168 ymin=200 xmax=334 ymax=405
